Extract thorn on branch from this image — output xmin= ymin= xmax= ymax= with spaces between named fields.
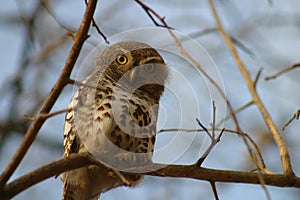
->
xmin=67 ymin=32 xmax=75 ymax=39
xmin=210 ymin=181 xmax=219 ymax=200
xmin=24 ymin=115 xmax=35 ymax=121
xmin=282 ymin=109 xmax=300 ymax=130
xmin=254 ymin=68 xmax=263 ymax=88
xmin=84 ymin=34 xmax=91 ymax=41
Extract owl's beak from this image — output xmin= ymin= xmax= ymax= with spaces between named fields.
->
xmin=129 ymin=68 xmax=137 ymax=82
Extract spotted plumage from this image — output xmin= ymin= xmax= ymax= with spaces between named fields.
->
xmin=62 ymin=41 xmax=168 ymax=200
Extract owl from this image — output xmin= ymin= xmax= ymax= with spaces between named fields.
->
xmin=62 ymin=41 xmax=168 ymax=200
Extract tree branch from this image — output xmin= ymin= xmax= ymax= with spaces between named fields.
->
xmin=1 ymin=153 xmax=299 ymax=200
xmin=0 ymin=0 xmax=99 ymax=189
xmin=208 ymin=0 xmax=295 ymax=177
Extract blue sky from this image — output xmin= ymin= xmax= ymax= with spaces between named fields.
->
xmin=0 ymin=0 xmax=300 ymax=199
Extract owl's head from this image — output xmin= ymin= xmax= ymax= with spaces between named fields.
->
xmin=96 ymin=41 xmax=169 ymax=101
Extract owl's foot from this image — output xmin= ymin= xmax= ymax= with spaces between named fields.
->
xmin=108 ymin=170 xmax=133 ymax=186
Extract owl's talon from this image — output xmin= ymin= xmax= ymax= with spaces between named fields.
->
xmin=108 ymin=171 xmax=118 ymax=179
xmin=108 ymin=170 xmax=132 ymax=186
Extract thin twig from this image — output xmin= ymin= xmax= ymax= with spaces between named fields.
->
xmin=189 ymin=27 xmax=217 ymax=38
xmin=159 ymin=128 xmax=268 ymax=173
xmin=134 ymin=0 xmax=173 ymax=29
xmin=265 ymin=62 xmax=300 ymax=80
xmin=24 ymin=108 xmax=71 ymax=121
xmin=84 ymin=0 xmax=109 ymax=44
xmin=0 ymin=0 xmax=99 ymax=189
xmin=212 ymin=101 xmax=216 ymax=138
xmin=195 ymin=102 xmax=224 ymax=166
xmin=208 ymin=0 xmax=294 ymax=177
xmin=217 ymin=68 xmax=261 ymax=126
xmin=216 ymin=100 xmax=254 ymax=127
xmin=33 ymin=34 xmax=69 ymax=64
xmin=41 ymin=1 xmax=75 ymax=32
xmin=195 ymin=128 xmax=224 ymax=166
xmin=189 ymin=28 xmax=255 ymax=57
xmin=196 ymin=118 xmax=210 ymax=138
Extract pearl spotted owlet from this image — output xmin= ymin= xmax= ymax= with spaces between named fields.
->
xmin=62 ymin=41 xmax=168 ymax=200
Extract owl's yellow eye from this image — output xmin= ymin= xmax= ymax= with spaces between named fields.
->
xmin=116 ymin=55 xmax=128 ymax=65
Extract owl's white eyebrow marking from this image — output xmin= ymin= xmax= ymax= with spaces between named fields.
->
xmin=118 ymin=47 xmax=129 ymax=54
xmin=140 ymin=56 xmax=162 ymax=65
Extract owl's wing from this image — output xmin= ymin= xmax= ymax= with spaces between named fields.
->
xmin=62 ymin=87 xmax=116 ymax=200
xmin=63 ymin=106 xmax=76 ymax=157
xmin=63 ymin=83 xmax=117 ymax=154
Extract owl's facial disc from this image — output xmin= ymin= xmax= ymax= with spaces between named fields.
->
xmin=125 ymin=63 xmax=167 ymax=101
xmin=128 ymin=61 xmax=159 ymax=83
xmin=99 ymin=41 xmax=169 ymax=100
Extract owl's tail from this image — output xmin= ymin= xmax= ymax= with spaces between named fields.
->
xmin=62 ymin=169 xmax=101 ymax=200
